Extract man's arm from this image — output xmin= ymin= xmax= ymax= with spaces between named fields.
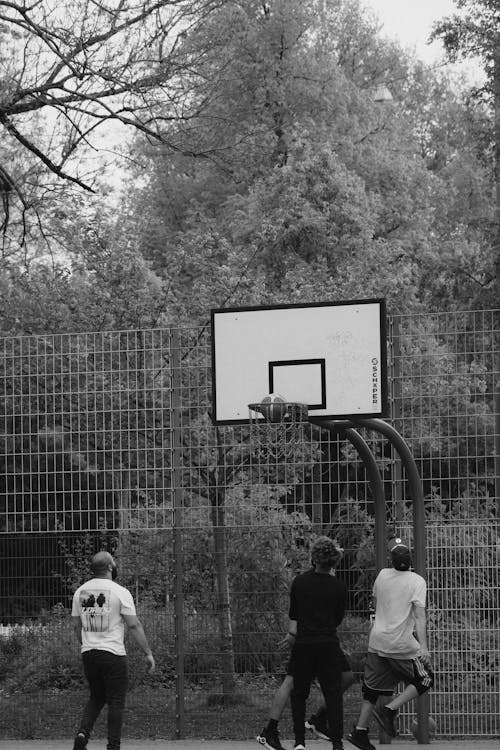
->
xmin=334 ymin=582 xmax=347 ymax=626
xmin=122 ymin=614 xmax=155 ymax=672
xmin=72 ymin=615 xmax=82 ymax=645
xmin=414 ymin=605 xmax=431 ymax=663
xmin=279 ymin=618 xmax=297 ymax=650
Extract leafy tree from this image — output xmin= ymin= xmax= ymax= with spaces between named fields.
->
xmin=432 ymin=0 xmax=500 ymax=289
xmin=119 ymin=1 xmax=495 ymax=317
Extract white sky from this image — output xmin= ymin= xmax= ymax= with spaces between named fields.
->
xmin=362 ymin=0 xmax=484 ymax=82
xmin=363 ymin=0 xmax=457 ymax=62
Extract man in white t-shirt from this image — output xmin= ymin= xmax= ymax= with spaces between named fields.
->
xmin=347 ymin=538 xmax=434 ymax=750
xmin=71 ymin=551 xmax=155 ymax=750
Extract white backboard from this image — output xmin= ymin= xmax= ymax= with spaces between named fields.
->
xmin=210 ymin=299 xmax=387 ymax=425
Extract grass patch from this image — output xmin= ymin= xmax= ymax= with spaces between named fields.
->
xmin=0 ymin=679 xmax=364 ymax=740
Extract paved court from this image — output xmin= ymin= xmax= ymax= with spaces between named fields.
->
xmin=0 ymin=740 xmax=498 ymax=749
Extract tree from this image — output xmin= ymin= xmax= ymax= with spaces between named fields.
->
xmin=119 ymin=1 xmax=497 ymax=317
xmin=0 ymin=0 xmax=231 ymax=250
xmin=432 ymin=0 xmax=500 ymax=286
xmin=432 ymin=0 xmax=500 ymax=513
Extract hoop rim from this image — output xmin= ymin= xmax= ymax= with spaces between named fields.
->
xmin=248 ymin=401 xmax=309 ymax=423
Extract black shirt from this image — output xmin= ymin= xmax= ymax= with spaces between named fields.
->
xmin=289 ymin=568 xmax=347 ymax=644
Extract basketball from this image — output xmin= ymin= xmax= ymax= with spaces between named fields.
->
xmin=260 ymin=393 xmax=288 ymax=422
xmin=410 ymin=716 xmax=436 ymax=739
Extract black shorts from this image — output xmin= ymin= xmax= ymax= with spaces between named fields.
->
xmin=363 ymin=652 xmax=434 ymax=696
xmin=287 ymin=646 xmax=351 ymax=676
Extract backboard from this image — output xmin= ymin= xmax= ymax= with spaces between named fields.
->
xmin=210 ymin=299 xmax=388 ymax=425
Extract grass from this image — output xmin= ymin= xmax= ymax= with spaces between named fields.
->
xmin=1 ymin=681 xmax=499 ymax=740
xmin=0 ymin=680 xmax=364 ymax=741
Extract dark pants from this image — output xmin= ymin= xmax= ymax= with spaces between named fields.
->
xmin=79 ymin=649 xmax=128 ymax=750
xmin=290 ymin=642 xmax=343 ymax=743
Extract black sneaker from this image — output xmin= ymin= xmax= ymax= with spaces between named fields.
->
xmin=73 ymin=733 xmax=87 ymax=750
xmin=305 ymin=714 xmax=331 ymax=741
xmin=257 ymin=727 xmax=285 ymax=750
xmin=346 ymin=727 xmax=375 ymax=750
xmin=332 ymin=742 xmax=344 ymax=750
xmin=373 ymin=705 xmax=397 ymax=737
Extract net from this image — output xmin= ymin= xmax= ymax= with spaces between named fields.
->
xmin=248 ymin=401 xmax=309 ymax=463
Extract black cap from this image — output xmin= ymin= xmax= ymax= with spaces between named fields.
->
xmin=389 ymin=537 xmax=411 ymax=571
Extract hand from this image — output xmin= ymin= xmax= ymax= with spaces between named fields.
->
xmin=278 ymin=633 xmax=295 ymax=651
xmin=419 ymin=648 xmax=432 ymax=668
xmin=145 ymin=653 xmax=156 ymax=673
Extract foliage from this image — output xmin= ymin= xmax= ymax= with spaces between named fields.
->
xmin=119 ymin=1 xmax=495 ymax=319
xmin=0 ymin=0 xmax=495 ymax=325
xmin=395 ymin=315 xmax=495 ymax=503
xmin=0 ymin=605 xmax=176 ymax=694
xmin=431 ymin=0 xmax=498 ymax=88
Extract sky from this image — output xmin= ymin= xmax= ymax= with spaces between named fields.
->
xmin=362 ymin=0 xmax=485 ymax=82
xmin=363 ymin=0 xmax=457 ymax=62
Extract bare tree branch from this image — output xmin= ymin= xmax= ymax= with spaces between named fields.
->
xmin=0 ymin=0 xmax=230 ymax=241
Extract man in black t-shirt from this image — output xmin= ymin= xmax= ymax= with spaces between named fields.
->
xmin=284 ymin=536 xmax=347 ymax=750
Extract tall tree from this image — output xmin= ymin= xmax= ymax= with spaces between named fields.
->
xmin=123 ymin=1 xmax=495 ymax=316
xmin=432 ymin=0 xmax=500 ymax=513
xmin=432 ymin=0 xmax=500 ymax=287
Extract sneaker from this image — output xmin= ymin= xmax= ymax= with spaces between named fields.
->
xmin=305 ymin=715 xmax=331 ymax=741
xmin=257 ymin=728 xmax=285 ymax=750
xmin=73 ymin=733 xmax=87 ymax=750
xmin=372 ymin=705 xmax=397 ymax=737
xmin=294 ymin=744 xmax=306 ymax=750
xmin=346 ymin=727 xmax=375 ymax=750
xmin=332 ymin=742 xmax=344 ymax=750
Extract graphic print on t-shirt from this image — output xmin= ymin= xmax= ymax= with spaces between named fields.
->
xmin=79 ymin=588 xmax=111 ymax=632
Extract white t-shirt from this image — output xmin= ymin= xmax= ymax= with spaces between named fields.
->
xmin=368 ymin=567 xmax=427 ymax=659
xmin=72 ymin=578 xmax=136 ymax=656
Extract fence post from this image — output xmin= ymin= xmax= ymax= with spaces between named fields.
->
xmin=389 ymin=316 xmax=404 ymax=524
xmin=495 ymin=348 xmax=500 ymax=518
xmin=171 ymin=329 xmax=185 ymax=738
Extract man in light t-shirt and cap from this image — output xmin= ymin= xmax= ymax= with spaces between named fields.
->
xmin=71 ymin=551 xmax=155 ymax=750
xmin=347 ymin=538 xmax=434 ymax=750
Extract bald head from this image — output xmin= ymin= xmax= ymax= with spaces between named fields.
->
xmin=90 ymin=551 xmax=116 ymax=578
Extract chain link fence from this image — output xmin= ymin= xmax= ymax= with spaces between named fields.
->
xmin=0 ymin=309 xmax=498 ymax=740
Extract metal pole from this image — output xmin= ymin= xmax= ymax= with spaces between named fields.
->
xmin=353 ymin=418 xmax=429 ymax=745
xmin=389 ymin=316 xmax=404 ymax=524
xmin=170 ymin=329 xmax=185 ymax=738
xmin=493 ymin=36 xmax=500 ymax=518
xmin=309 ymin=419 xmax=387 ymax=572
xmin=312 ymin=417 xmax=430 ymax=742
xmin=309 ymin=419 xmax=390 ymax=742
xmin=345 ymin=428 xmax=387 ymax=573
xmin=356 ymin=419 xmax=425 ymax=576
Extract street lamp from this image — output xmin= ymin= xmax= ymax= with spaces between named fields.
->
xmin=372 ymin=84 xmax=394 ymax=102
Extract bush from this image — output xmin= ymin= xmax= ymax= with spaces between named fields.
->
xmin=0 ymin=617 xmax=82 ymax=693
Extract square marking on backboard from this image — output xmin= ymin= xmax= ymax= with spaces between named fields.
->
xmin=269 ymin=359 xmax=326 ymax=409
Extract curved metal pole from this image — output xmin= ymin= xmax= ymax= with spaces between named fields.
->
xmin=352 ymin=418 xmax=429 ymax=746
xmin=311 ymin=418 xmax=387 ymax=574
xmin=353 ymin=419 xmax=426 ymax=579
xmin=311 ymin=417 xmax=430 ymax=744
xmin=345 ymin=428 xmax=387 ymax=573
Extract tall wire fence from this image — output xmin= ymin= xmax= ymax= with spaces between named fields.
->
xmin=0 ymin=309 xmax=498 ymax=740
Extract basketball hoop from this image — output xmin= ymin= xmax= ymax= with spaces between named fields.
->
xmin=248 ymin=401 xmax=309 ymax=463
